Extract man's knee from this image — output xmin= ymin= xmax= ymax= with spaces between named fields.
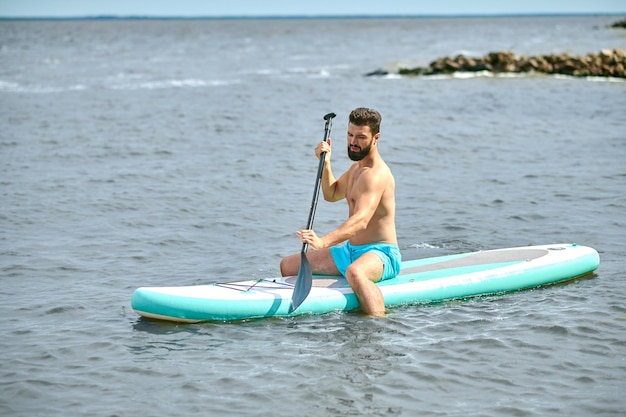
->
xmin=345 ymin=256 xmax=383 ymax=285
xmin=345 ymin=264 xmax=366 ymax=286
xmin=279 ymin=257 xmax=289 ymax=276
xmin=280 ymin=255 xmax=297 ymax=277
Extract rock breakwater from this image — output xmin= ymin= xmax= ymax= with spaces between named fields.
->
xmin=368 ymin=49 xmax=626 ymax=78
xmin=610 ymin=18 xmax=626 ymax=29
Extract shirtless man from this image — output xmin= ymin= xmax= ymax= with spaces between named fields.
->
xmin=280 ymin=108 xmax=400 ymax=316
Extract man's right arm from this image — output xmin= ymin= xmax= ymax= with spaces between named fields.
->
xmin=316 ymin=139 xmax=346 ymax=202
xmin=321 ymin=159 xmax=344 ymax=202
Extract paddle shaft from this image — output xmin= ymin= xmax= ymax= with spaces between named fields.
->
xmin=290 ymin=113 xmax=336 ymax=312
xmin=301 ymin=113 xmax=336 ymax=254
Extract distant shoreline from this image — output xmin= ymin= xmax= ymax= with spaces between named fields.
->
xmin=1 ymin=13 xmax=625 ymax=21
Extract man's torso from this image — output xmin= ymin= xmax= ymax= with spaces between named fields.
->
xmin=345 ymin=159 xmax=397 ymax=246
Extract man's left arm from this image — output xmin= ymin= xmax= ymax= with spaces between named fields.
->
xmin=301 ymin=171 xmax=384 ymax=249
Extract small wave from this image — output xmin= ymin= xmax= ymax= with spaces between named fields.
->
xmin=408 ymin=242 xmax=442 ymax=249
xmin=253 ymin=69 xmax=278 ymax=75
xmin=381 ymin=73 xmax=403 ymax=79
xmin=406 ymin=71 xmax=625 ymax=82
xmin=554 ymin=74 xmax=626 ymax=83
xmin=312 ymin=69 xmax=331 ymax=78
xmin=251 ymin=66 xmax=337 ymax=78
xmin=0 ymin=78 xmax=239 ymax=93
xmin=428 ymin=71 xmax=524 ymax=80
xmin=452 ymin=70 xmax=494 ymax=79
xmin=407 ymin=240 xmax=484 ymax=252
xmin=0 ymin=80 xmax=87 ymax=93
xmin=109 ymin=78 xmax=238 ymax=90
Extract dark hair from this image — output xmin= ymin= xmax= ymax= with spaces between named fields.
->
xmin=349 ymin=108 xmax=382 ymax=136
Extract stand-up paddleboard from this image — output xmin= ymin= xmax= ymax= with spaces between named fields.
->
xmin=131 ymin=243 xmax=599 ymax=322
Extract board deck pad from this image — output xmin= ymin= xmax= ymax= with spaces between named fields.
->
xmin=399 ymin=248 xmax=549 ymax=274
xmin=131 ymin=244 xmax=599 ymax=322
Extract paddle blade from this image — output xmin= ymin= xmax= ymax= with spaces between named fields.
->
xmin=290 ymin=252 xmax=313 ymax=312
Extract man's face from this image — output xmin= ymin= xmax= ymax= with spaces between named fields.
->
xmin=346 ymin=123 xmax=378 ymax=161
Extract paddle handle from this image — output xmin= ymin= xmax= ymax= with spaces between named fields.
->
xmin=301 ymin=112 xmax=336 ymax=253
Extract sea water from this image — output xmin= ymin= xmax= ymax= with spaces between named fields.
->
xmin=1 ymin=16 xmax=625 ymax=416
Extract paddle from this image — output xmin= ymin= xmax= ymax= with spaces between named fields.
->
xmin=290 ymin=112 xmax=337 ymax=312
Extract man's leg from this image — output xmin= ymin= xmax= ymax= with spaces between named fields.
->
xmin=280 ymin=248 xmax=340 ymax=277
xmin=344 ymin=252 xmax=386 ymax=316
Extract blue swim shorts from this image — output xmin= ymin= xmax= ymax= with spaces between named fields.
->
xmin=329 ymin=241 xmax=401 ymax=281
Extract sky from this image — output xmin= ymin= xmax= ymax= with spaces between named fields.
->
xmin=0 ymin=0 xmax=624 ymax=18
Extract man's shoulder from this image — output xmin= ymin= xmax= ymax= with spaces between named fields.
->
xmin=370 ymin=157 xmax=393 ymax=177
xmin=356 ymin=161 xmax=393 ymax=188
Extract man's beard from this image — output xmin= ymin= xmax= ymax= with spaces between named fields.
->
xmin=347 ymin=143 xmax=372 ymax=161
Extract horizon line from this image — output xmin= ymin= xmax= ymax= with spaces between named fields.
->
xmin=1 ymin=12 xmax=625 ymax=21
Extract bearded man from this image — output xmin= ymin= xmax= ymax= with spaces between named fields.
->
xmin=280 ymin=108 xmax=400 ymax=316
